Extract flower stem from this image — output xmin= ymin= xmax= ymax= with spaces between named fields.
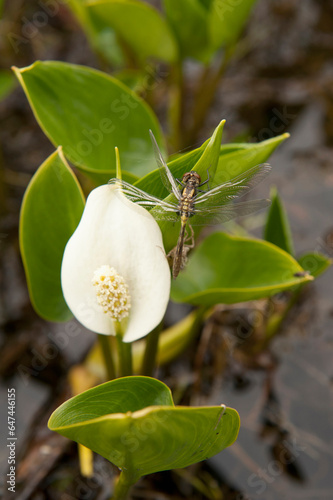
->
xmin=115 ymin=323 xmax=133 ymax=377
xmin=112 ymin=471 xmax=136 ymax=500
xmin=141 ymin=322 xmax=162 ymax=376
xmin=98 ymin=334 xmax=116 ymax=380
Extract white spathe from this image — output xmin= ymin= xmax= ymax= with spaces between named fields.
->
xmin=61 ymin=184 xmax=171 ymax=342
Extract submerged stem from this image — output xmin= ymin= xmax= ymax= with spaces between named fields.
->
xmin=98 ymin=334 xmax=116 ymax=380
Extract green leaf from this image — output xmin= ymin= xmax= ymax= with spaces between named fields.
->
xmin=208 ymin=0 xmax=258 ymax=50
xmin=192 ymin=118 xmax=225 ymax=179
xmin=198 ymin=0 xmax=213 ymax=9
xmin=13 ymin=61 xmax=164 ymax=181
xmin=264 ymin=187 xmax=294 ymax=255
xmin=86 ymin=0 xmax=178 ymax=64
xmin=20 ymin=148 xmax=85 ymax=321
xmin=163 ymin=0 xmax=210 ymax=62
xmin=298 ymin=253 xmax=331 ymax=278
xmin=219 ymin=143 xmax=250 ymax=155
xmin=93 ymin=27 xmax=126 ymax=67
xmin=49 ymin=376 xmax=240 ymax=481
xmin=171 ymin=232 xmax=313 ymax=305
xmin=215 ymin=132 xmax=290 ymax=184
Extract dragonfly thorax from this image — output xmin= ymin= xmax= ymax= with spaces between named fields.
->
xmin=181 ymin=171 xmax=201 ymax=187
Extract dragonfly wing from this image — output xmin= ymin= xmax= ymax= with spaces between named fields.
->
xmin=190 ymin=199 xmax=271 ymax=226
xmin=149 ymin=130 xmax=181 ymax=200
xmin=108 ymin=178 xmax=178 ymax=212
xmin=195 ymin=163 xmax=271 ymax=207
xmin=151 ymin=207 xmax=180 ymax=222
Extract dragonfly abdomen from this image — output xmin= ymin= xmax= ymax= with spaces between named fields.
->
xmin=173 ymin=218 xmax=188 ymax=278
xmin=178 ymin=200 xmax=195 ymax=219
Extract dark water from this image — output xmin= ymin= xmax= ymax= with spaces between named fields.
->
xmin=209 ymin=102 xmax=333 ymax=500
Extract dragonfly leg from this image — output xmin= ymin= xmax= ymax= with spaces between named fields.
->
xmin=167 ymin=224 xmax=195 ymax=276
xmin=184 ymin=224 xmax=195 ymax=249
xmin=198 ymin=167 xmax=211 ymax=191
xmin=175 ymin=177 xmax=185 ymax=188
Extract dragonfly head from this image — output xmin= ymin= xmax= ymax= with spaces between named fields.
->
xmin=182 ymin=171 xmax=201 ymax=186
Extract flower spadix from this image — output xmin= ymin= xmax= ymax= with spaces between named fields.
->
xmin=61 ymin=182 xmax=170 ymax=342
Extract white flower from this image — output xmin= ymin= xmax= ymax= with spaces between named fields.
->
xmin=61 ymin=183 xmax=171 ymax=342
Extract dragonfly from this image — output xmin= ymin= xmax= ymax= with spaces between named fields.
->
xmin=109 ymin=131 xmax=271 ymax=278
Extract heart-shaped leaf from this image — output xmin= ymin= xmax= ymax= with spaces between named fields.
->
xmin=86 ymin=0 xmax=178 ymax=64
xmin=20 ymin=148 xmax=85 ymax=321
xmin=264 ymin=187 xmax=294 ymax=255
xmin=171 ymin=232 xmax=313 ymax=305
xmin=13 ymin=61 xmax=164 ymax=182
xmin=49 ymin=376 xmax=240 ymax=481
